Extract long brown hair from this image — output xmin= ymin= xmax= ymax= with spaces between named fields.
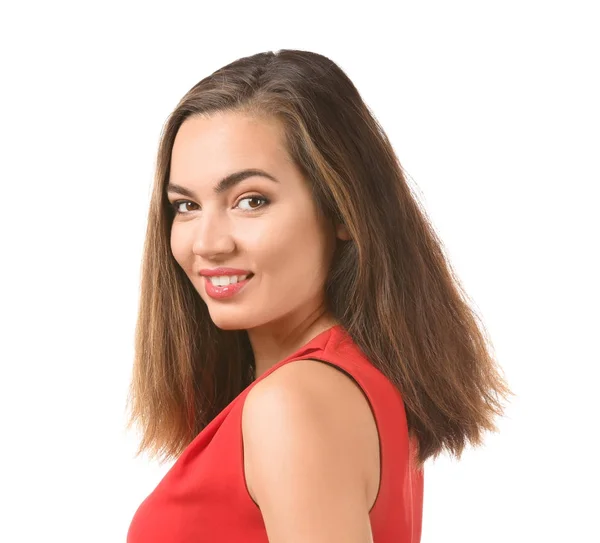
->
xmin=126 ymin=49 xmax=511 ymax=466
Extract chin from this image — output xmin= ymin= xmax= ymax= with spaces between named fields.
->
xmin=212 ymin=322 xmax=243 ymax=331
xmin=208 ymin=312 xmax=253 ymax=331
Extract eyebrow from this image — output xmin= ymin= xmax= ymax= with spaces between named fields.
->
xmin=166 ymin=168 xmax=279 ymax=198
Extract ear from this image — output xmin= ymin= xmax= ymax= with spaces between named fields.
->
xmin=335 ymin=222 xmax=352 ymax=241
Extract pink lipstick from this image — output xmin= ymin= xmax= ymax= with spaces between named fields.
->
xmin=203 ymin=273 xmax=254 ymax=300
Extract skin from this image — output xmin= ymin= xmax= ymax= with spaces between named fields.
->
xmin=243 ymin=359 xmax=380 ymax=542
xmin=168 ymin=111 xmax=380 ymax=541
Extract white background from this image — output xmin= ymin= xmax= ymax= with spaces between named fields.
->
xmin=1 ymin=1 xmax=598 ymax=541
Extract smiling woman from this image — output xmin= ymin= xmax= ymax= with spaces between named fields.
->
xmin=163 ymin=111 xmax=351 ymax=349
xmin=125 ymin=49 xmax=510 ymax=543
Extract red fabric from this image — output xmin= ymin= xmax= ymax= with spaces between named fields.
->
xmin=127 ymin=324 xmax=423 ymax=542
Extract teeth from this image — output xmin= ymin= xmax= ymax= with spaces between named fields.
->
xmin=209 ymin=274 xmax=249 ymax=286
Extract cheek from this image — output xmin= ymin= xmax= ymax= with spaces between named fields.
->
xmin=247 ymin=212 xmax=329 ymax=276
xmin=170 ymin=226 xmax=190 ymax=270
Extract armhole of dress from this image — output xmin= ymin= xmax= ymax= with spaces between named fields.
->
xmin=240 ymin=393 xmax=261 ymax=511
xmin=240 ymin=355 xmax=383 ymax=514
xmin=302 ymin=357 xmax=383 ymax=514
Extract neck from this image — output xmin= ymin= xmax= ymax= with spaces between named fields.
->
xmin=248 ymin=312 xmax=339 ymax=379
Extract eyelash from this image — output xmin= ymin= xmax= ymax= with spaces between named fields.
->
xmin=170 ymin=195 xmax=270 ymax=215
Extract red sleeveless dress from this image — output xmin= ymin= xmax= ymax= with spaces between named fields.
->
xmin=127 ymin=324 xmax=424 ymax=542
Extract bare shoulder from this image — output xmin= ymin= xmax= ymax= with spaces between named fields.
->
xmin=241 ymin=358 xmax=380 ymax=542
xmin=243 ymin=358 xmax=378 ymax=446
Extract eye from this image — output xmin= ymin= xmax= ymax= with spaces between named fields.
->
xmin=236 ymin=195 xmax=270 ymax=212
xmin=170 ymin=200 xmax=199 ymax=214
xmin=169 ymin=196 xmax=269 ymax=215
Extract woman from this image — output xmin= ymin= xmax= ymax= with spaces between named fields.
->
xmin=126 ymin=49 xmax=510 ymax=542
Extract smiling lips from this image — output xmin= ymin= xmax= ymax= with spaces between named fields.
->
xmin=199 ymin=268 xmax=254 ymax=300
xmin=199 ymin=267 xmax=252 ymax=276
xmin=203 ymin=274 xmax=254 ymax=299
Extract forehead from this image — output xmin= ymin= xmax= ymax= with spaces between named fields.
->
xmin=170 ymin=111 xmax=291 ymax=181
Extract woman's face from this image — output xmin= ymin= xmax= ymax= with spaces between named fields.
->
xmin=168 ymin=111 xmax=348 ymax=331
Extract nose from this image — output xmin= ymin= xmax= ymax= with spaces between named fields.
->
xmin=191 ymin=210 xmax=236 ymax=259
